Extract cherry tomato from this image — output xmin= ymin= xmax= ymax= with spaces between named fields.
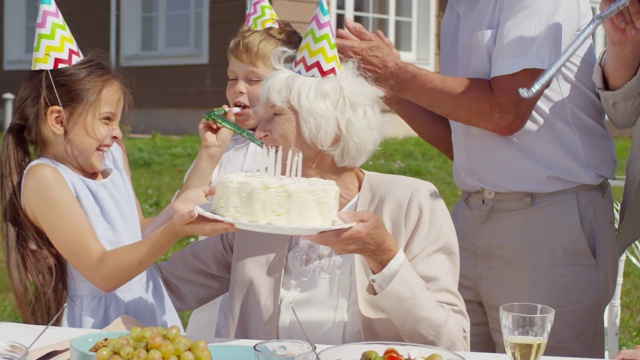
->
xmin=383 ymin=348 xmax=400 ymax=356
xmin=384 ymin=353 xmax=404 ymax=360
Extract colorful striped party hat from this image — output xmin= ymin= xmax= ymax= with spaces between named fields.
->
xmin=32 ymin=0 xmax=83 ymax=70
xmin=292 ymin=0 xmax=340 ymax=77
xmin=245 ymin=0 xmax=279 ymax=30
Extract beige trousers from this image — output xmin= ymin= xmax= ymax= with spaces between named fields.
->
xmin=451 ymin=182 xmax=618 ymax=358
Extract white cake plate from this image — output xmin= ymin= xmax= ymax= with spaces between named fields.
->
xmin=195 ymin=203 xmax=355 ymax=236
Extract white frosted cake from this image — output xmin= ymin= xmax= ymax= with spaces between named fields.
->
xmin=212 ymin=172 xmax=340 ymax=227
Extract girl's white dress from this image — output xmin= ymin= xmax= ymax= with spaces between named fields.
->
xmin=24 ymin=143 xmax=182 ymax=329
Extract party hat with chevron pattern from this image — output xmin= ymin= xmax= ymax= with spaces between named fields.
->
xmin=245 ymin=0 xmax=279 ymax=30
xmin=292 ymin=0 xmax=340 ymax=77
xmin=32 ymin=0 xmax=83 ymax=70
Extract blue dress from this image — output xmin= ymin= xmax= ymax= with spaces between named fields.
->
xmin=24 ymin=144 xmax=182 ymax=329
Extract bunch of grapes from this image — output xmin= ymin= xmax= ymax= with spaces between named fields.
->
xmin=92 ymin=325 xmax=212 ymax=360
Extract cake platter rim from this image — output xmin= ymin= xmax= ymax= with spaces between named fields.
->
xmin=195 ymin=203 xmax=355 ymax=236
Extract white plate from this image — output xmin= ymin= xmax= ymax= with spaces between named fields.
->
xmin=195 ymin=203 xmax=355 ymax=236
xmin=318 ymin=342 xmax=465 ymax=360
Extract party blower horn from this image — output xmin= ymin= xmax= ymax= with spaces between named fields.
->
xmin=32 ymin=0 xmax=84 ymax=70
xmin=292 ymin=0 xmax=341 ymax=78
xmin=245 ymin=0 xmax=280 ymax=30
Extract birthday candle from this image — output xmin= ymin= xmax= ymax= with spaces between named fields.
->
xmin=285 ymin=148 xmax=293 ymax=178
xmin=291 ymin=153 xmax=298 ymax=178
xmin=268 ymin=147 xmax=276 ymax=177
xmin=260 ymin=147 xmax=268 ymax=175
xmin=275 ymin=146 xmax=283 ymax=177
xmin=297 ymin=152 xmax=303 ymax=177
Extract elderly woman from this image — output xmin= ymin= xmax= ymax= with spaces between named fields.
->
xmin=156 ymin=49 xmax=469 ymax=351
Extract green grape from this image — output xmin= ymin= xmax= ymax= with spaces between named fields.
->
xmin=116 ymin=336 xmax=131 ymax=351
xmin=107 ymin=338 xmax=119 ymax=352
xmin=166 ymin=326 xmax=180 ymax=341
xmin=96 ymin=347 xmax=113 ymax=360
xmin=166 ymin=356 xmax=179 ymax=360
xmin=173 ymin=341 xmax=188 ymax=356
xmin=148 ymin=334 xmax=164 ymax=350
xmin=129 ymin=327 xmax=143 ymax=342
xmin=193 ymin=349 xmax=211 ymax=360
xmin=147 ymin=349 xmax=163 ymax=360
xmin=156 ymin=327 xmax=167 ymax=336
xmin=189 ymin=340 xmax=207 ymax=353
xmin=179 ymin=351 xmax=195 ymax=360
xmin=174 ymin=336 xmax=192 ymax=351
xmin=160 ymin=341 xmax=176 ymax=358
xmin=119 ymin=345 xmax=134 ymax=360
xmin=132 ymin=349 xmax=148 ymax=360
xmin=141 ymin=327 xmax=155 ymax=342
xmin=109 ymin=355 xmax=124 ymax=360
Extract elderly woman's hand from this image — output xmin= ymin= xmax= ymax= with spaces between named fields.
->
xmin=306 ymin=211 xmax=399 ymax=274
xmin=600 ymin=0 xmax=640 ymax=90
xmin=601 ymin=0 xmax=640 ymax=45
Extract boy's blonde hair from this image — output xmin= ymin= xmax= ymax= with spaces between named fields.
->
xmin=227 ymin=21 xmax=302 ymax=68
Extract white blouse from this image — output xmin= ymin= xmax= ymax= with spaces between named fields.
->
xmin=278 ymin=194 xmax=361 ymax=344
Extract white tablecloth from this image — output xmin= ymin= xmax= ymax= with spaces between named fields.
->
xmin=0 ymin=322 xmax=599 ymax=360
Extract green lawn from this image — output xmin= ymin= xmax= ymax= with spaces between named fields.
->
xmin=0 ymin=134 xmax=637 ymax=348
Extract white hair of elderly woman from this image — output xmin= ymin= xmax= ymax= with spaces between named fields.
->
xmin=259 ymin=47 xmax=386 ymax=168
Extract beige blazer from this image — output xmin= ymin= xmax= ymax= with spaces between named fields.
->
xmin=594 ymin=53 xmax=640 ymax=255
xmin=156 ymin=171 xmax=470 ymax=351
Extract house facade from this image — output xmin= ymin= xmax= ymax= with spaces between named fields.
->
xmin=0 ymin=0 xmax=446 ymax=135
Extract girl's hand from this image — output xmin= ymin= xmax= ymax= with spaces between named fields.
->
xmin=172 ymin=186 xmax=215 ymax=214
xmin=197 ymin=105 xmax=235 ymax=152
xmin=172 ymin=186 xmax=236 ymax=237
xmin=173 ymin=206 xmax=236 ymax=238
xmin=306 ymin=211 xmax=399 ymax=274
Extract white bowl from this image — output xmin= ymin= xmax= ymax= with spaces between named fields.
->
xmin=318 ymin=341 xmax=465 ymax=360
xmin=0 ymin=340 xmax=28 ymax=360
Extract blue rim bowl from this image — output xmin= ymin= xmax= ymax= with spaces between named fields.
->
xmin=70 ymin=331 xmax=129 ymax=360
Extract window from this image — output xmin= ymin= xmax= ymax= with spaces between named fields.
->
xmin=590 ymin=0 xmax=606 ymax=57
xmin=120 ymin=0 xmax=209 ymax=67
xmin=3 ymin=0 xmax=39 ymax=71
xmin=330 ymin=0 xmax=437 ymax=70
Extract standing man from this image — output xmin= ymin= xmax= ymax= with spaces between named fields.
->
xmin=337 ymin=1 xmax=618 ymax=357
xmin=595 ymin=0 xmax=640 ymax=257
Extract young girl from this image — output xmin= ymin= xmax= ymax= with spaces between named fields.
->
xmin=1 ymin=52 xmax=235 ymax=328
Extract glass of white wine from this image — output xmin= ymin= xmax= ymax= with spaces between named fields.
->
xmin=500 ymin=303 xmax=555 ymax=360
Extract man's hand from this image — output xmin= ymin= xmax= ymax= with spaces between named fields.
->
xmin=336 ymin=19 xmax=403 ymax=90
xmin=615 ymin=345 xmax=640 ymax=360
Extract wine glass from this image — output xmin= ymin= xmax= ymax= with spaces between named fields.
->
xmin=253 ymin=339 xmax=317 ymax=360
xmin=500 ymin=303 xmax=555 ymax=360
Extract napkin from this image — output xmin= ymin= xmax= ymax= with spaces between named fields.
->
xmin=27 ymin=315 xmax=143 ymax=360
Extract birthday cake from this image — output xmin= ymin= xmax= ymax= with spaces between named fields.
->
xmin=212 ymin=172 xmax=340 ymax=227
